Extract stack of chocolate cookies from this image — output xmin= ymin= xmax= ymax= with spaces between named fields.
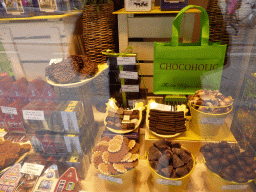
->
xmin=106 ymin=108 xmax=140 ymax=131
xmin=201 ymin=141 xmax=256 ymax=183
xmin=45 ymin=55 xmax=97 ymax=84
xmin=149 ymin=109 xmax=186 ymax=135
xmin=92 ymin=135 xmax=140 ymax=175
xmin=148 ymin=140 xmax=193 ymax=178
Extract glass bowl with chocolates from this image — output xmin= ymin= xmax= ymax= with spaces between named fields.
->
xmin=104 ymin=99 xmax=145 ymax=134
xmin=147 ymin=140 xmax=195 ymax=190
xmin=188 ymin=89 xmax=233 ymax=114
xmin=201 ymin=141 xmax=256 ymax=188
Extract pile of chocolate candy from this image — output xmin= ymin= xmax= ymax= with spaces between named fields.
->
xmin=106 ymin=107 xmax=140 ymax=131
xmin=201 ymin=141 xmax=256 ymax=183
xmin=188 ymin=89 xmax=233 ymax=114
xmin=45 ymin=55 xmax=97 ymax=84
xmin=148 ymin=140 xmax=193 ymax=178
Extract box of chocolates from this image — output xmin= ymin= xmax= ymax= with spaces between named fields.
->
xmin=23 ymin=101 xmax=85 ymax=135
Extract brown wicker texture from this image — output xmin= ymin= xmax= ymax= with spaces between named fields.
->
xmin=206 ymin=0 xmax=230 ymax=65
xmin=82 ymin=4 xmax=115 ymax=68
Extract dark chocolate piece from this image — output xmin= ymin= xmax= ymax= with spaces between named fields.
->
xmin=149 ymin=161 xmax=158 ymax=170
xmin=173 ymin=154 xmax=184 ymax=168
xmin=204 ymin=152 xmax=214 ymax=160
xmin=153 ymin=140 xmax=171 ymax=152
xmin=158 ymin=154 xmax=171 ymax=168
xmin=176 ymin=166 xmax=189 ymax=177
xmin=225 ymin=154 xmax=236 ymax=163
xmin=179 ymin=152 xmax=192 ymax=164
xmin=172 ymin=142 xmax=181 ymax=148
xmin=161 ymin=165 xmax=173 ymax=178
xmin=219 ymin=158 xmax=229 ymax=167
xmin=212 ymin=148 xmax=223 ymax=157
xmin=186 ymin=159 xmax=193 ymax=172
xmin=149 ymin=146 xmax=162 ymax=161
xmin=222 ymin=148 xmax=232 ymax=154
xmin=200 ymin=144 xmax=213 ymax=152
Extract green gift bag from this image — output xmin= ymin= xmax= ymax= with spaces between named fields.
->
xmin=153 ymin=5 xmax=227 ymax=95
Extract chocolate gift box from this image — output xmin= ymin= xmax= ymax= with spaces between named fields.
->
xmin=54 ymin=167 xmax=80 ymax=192
xmin=33 ymin=164 xmax=59 ymax=192
xmin=5 ymin=99 xmax=26 ymax=133
xmin=0 ymin=163 xmax=22 ymax=192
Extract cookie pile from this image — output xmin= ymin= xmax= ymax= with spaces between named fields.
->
xmin=201 ymin=141 xmax=256 ymax=183
xmin=149 ymin=109 xmax=186 ymax=135
xmin=188 ymin=89 xmax=233 ymax=114
xmin=45 ymin=55 xmax=97 ymax=84
xmin=0 ymin=140 xmax=31 ymax=170
xmin=148 ymin=140 xmax=193 ymax=178
xmin=106 ymin=107 xmax=140 ymax=131
xmin=92 ymin=135 xmax=140 ymax=175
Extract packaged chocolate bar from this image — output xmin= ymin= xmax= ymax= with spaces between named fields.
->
xmin=5 ymin=99 xmax=26 ymax=133
xmin=54 ymin=167 xmax=80 ymax=192
xmin=33 ymin=164 xmax=59 ymax=192
xmin=0 ymin=163 xmax=22 ymax=192
xmin=60 ymin=101 xmax=85 ymax=134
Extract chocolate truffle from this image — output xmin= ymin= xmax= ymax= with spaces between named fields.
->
xmin=209 ymin=159 xmax=220 ymax=170
xmin=200 ymin=144 xmax=213 ymax=152
xmin=243 ymin=157 xmax=254 ymax=165
xmin=219 ymin=141 xmax=230 ymax=148
xmin=222 ymin=148 xmax=232 ymax=154
xmin=204 ymin=152 xmax=214 ymax=160
xmin=219 ymin=158 xmax=229 ymax=167
xmin=225 ymin=154 xmax=236 ymax=163
xmin=212 ymin=148 xmax=223 ymax=157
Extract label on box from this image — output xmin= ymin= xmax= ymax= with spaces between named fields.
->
xmin=98 ymin=174 xmax=123 ymax=184
xmin=120 ymin=71 xmax=138 ymax=79
xmin=200 ymin=118 xmax=225 ymax=125
xmin=22 ymin=110 xmax=45 ymax=120
xmin=117 ymin=57 xmax=136 ymax=65
xmin=221 ymin=185 xmax=248 ymax=190
xmin=121 ymin=85 xmax=139 ymax=92
xmin=21 ymin=163 xmax=45 ymax=176
xmin=150 ymin=103 xmax=172 ymax=111
xmin=157 ymin=179 xmax=182 ymax=186
xmin=1 ymin=106 xmax=18 ymax=115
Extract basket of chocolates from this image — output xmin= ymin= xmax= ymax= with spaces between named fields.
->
xmin=104 ymin=99 xmax=145 ymax=134
xmin=91 ymin=135 xmax=140 ymax=190
xmin=201 ymin=141 xmax=255 ymax=191
xmin=188 ymin=89 xmax=233 ymax=136
xmin=0 ymin=139 xmax=32 ymax=173
xmin=147 ymin=140 xmax=195 ymax=192
xmin=46 ymin=55 xmax=108 ymax=87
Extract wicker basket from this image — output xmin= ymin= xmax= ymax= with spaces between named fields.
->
xmin=82 ymin=4 xmax=115 ymax=69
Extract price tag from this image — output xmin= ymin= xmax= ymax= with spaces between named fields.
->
xmin=150 ymin=103 xmax=172 ymax=111
xmin=121 ymin=85 xmax=139 ymax=92
xmin=21 ymin=163 xmax=45 ymax=176
xmin=98 ymin=174 xmax=123 ymax=184
xmin=117 ymin=57 xmax=136 ymax=65
xmin=157 ymin=179 xmax=182 ymax=186
xmin=120 ymin=71 xmax=138 ymax=80
xmin=221 ymin=185 xmax=248 ymax=190
xmin=1 ymin=106 xmax=18 ymax=115
xmin=49 ymin=58 xmax=63 ymax=65
xmin=200 ymin=118 xmax=225 ymax=125
xmin=22 ymin=110 xmax=45 ymax=120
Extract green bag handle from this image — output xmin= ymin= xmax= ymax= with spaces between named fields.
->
xmin=171 ymin=5 xmax=209 ymax=46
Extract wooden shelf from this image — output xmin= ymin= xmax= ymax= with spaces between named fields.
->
xmin=113 ymin=6 xmax=201 ymax=15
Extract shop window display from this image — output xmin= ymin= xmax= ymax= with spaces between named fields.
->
xmin=0 ymin=0 xmax=256 ymax=191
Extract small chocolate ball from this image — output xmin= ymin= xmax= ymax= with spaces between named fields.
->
xmin=209 ymin=159 xmax=220 ymax=170
xmin=204 ymin=152 xmax=215 ymax=160
xmin=212 ymin=148 xmax=223 ymax=157
xmin=244 ymin=157 xmax=254 ymax=165
xmin=244 ymin=166 xmax=253 ymax=173
xmin=236 ymin=171 xmax=246 ymax=178
xmin=219 ymin=158 xmax=229 ymax=167
xmin=229 ymin=164 xmax=238 ymax=171
xmin=222 ymin=148 xmax=232 ymax=154
xmin=252 ymin=161 xmax=256 ymax=170
xmin=231 ymin=145 xmax=240 ymax=155
xmin=235 ymin=176 xmax=248 ymax=183
xmin=200 ymin=144 xmax=213 ymax=152
xmin=247 ymin=172 xmax=256 ymax=180
xmin=225 ymin=154 xmax=236 ymax=163
xmin=221 ymin=168 xmax=233 ymax=181
xmin=219 ymin=141 xmax=230 ymax=148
